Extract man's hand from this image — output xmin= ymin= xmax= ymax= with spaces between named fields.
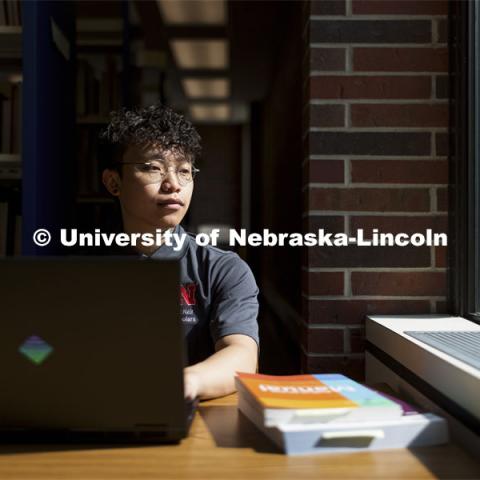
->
xmin=184 ymin=370 xmax=200 ymax=401
xmin=183 ymin=334 xmax=258 ymax=400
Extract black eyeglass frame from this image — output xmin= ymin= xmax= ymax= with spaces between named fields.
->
xmin=113 ymin=161 xmax=200 ymax=183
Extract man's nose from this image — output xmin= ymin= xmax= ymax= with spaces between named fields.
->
xmin=160 ymin=170 xmax=181 ymax=193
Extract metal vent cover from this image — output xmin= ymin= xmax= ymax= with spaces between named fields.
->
xmin=404 ymin=331 xmax=480 ymax=371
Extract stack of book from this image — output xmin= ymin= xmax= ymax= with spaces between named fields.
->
xmin=235 ymin=373 xmax=448 ymax=455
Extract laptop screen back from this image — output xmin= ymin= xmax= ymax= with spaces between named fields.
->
xmin=0 ymin=258 xmax=187 ymax=437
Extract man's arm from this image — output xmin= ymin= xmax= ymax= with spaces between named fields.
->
xmin=184 ymin=334 xmax=258 ymax=400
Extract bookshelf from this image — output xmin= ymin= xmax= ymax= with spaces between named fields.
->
xmin=0 ymin=154 xmax=20 ymax=180
xmin=0 ymin=26 xmax=21 ymax=33
xmin=0 ymin=5 xmax=22 ymax=257
xmin=2 ymin=1 xmax=157 ymax=253
xmin=0 ymin=24 xmax=22 ymax=155
xmin=0 ymin=25 xmax=21 ymax=55
xmin=2 ymin=2 xmax=79 ymax=256
xmin=22 ymin=1 xmax=76 ymax=255
xmin=73 ymin=1 xmax=140 ymax=235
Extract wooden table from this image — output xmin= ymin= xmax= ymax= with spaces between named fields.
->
xmin=0 ymin=394 xmax=479 ymax=479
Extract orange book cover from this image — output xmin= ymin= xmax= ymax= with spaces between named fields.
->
xmin=236 ymin=372 xmax=358 ymax=409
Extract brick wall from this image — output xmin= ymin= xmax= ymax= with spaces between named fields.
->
xmin=301 ymin=0 xmax=449 ymax=379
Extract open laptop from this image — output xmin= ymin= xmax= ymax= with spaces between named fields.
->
xmin=0 ymin=257 xmax=195 ymax=443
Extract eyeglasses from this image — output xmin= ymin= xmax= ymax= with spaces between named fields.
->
xmin=117 ymin=161 xmax=199 ymax=186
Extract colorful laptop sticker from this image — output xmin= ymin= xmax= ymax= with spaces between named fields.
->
xmin=19 ymin=335 xmax=53 ymax=365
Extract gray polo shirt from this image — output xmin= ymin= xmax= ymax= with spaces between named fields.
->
xmin=143 ymin=224 xmax=259 ymax=366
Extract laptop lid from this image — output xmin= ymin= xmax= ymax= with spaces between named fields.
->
xmin=0 ymin=257 xmax=187 ymax=439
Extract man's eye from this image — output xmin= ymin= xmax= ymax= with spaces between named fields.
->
xmin=179 ymin=168 xmax=191 ymax=175
xmin=142 ymin=165 xmax=161 ymax=172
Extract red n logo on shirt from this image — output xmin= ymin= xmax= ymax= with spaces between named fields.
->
xmin=180 ymin=283 xmax=197 ymax=306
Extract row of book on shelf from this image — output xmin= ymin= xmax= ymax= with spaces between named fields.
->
xmin=0 ymin=186 xmax=21 ymax=256
xmin=1 ymin=62 xmax=116 ymax=190
xmin=76 ymin=56 xmax=121 ymax=196
xmin=235 ymin=372 xmax=448 ymax=455
xmin=77 ymin=57 xmax=121 ymax=118
xmin=0 ymin=80 xmax=21 ymax=154
xmin=0 ymin=0 xmax=21 ymax=26
xmin=2 ymin=1 xmax=24 ymax=256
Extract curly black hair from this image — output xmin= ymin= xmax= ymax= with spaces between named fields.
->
xmin=100 ymin=104 xmax=202 ymax=168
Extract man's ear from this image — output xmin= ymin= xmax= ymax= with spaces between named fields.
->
xmin=102 ymin=169 xmax=122 ymax=197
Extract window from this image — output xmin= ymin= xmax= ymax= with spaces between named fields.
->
xmin=452 ymin=0 xmax=480 ymax=321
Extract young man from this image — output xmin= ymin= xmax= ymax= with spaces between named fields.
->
xmin=100 ymin=105 xmax=259 ymax=401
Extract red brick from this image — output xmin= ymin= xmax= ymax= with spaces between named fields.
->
xmin=302 ymin=354 xmax=365 ymax=381
xmin=303 ymin=215 xmax=346 ymax=235
xmin=310 ymin=104 xmax=345 ymax=127
xmin=437 ymin=187 xmax=448 ymax=211
xmin=310 ymin=48 xmax=346 ymax=71
xmin=307 ymin=245 xmax=430 ymax=268
xmin=306 ymin=159 xmax=345 ymax=183
xmin=310 ymin=20 xmax=431 ymax=44
xmin=351 ymin=272 xmax=447 ymax=296
xmin=351 ymin=160 xmax=448 ymax=184
xmin=350 ymin=215 xmax=448 ymax=236
xmin=352 ymin=0 xmax=448 ymax=15
xmin=354 ymin=48 xmax=448 ymax=72
xmin=349 ymin=327 xmax=366 ymax=353
xmin=310 ymin=132 xmax=431 ymax=156
xmin=302 ymin=217 xmax=344 ymax=267
xmin=303 ymin=271 xmax=344 ymax=296
xmin=302 ymin=327 xmax=344 ymax=354
xmin=309 ymin=188 xmax=430 ymax=212
xmin=435 ymin=246 xmax=447 ymax=268
xmin=311 ymin=0 xmax=346 ymax=15
xmin=310 ymin=75 xmax=431 ymax=99
xmin=303 ymin=298 xmax=432 ymax=324
xmin=351 ymin=104 xmax=448 ymax=128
